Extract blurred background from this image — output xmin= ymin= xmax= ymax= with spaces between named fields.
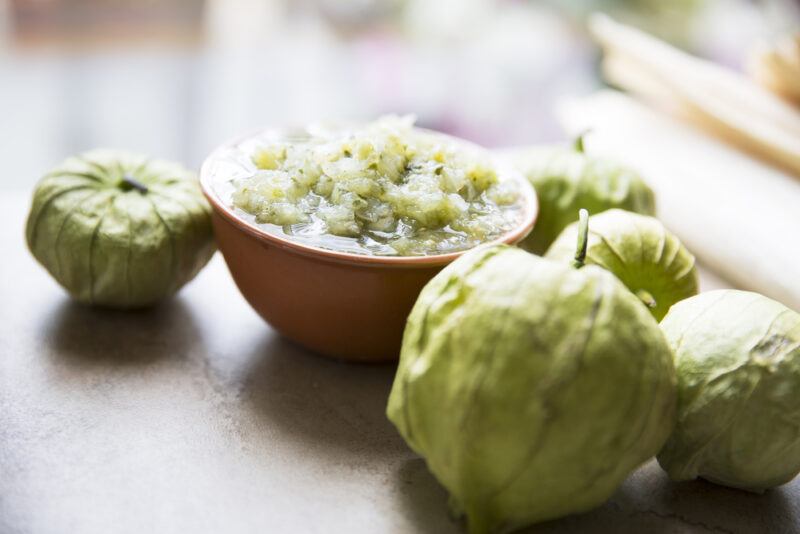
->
xmin=1 ymin=0 xmax=798 ymax=190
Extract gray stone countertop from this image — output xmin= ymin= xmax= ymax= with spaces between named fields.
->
xmin=0 ymin=192 xmax=796 ymax=534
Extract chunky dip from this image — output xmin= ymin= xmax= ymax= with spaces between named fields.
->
xmin=230 ymin=116 xmax=523 ymax=256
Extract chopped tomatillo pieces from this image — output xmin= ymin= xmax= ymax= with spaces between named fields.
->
xmin=232 ymin=116 xmax=523 ymax=256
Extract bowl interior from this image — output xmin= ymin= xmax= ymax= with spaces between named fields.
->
xmin=200 ymin=124 xmax=538 ymax=267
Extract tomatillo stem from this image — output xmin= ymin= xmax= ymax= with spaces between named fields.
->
xmin=121 ymin=175 xmax=149 ymax=194
xmin=572 ymin=209 xmax=589 ymax=269
xmin=636 ymin=289 xmax=657 ymax=309
xmin=573 ymin=130 xmax=591 ymax=153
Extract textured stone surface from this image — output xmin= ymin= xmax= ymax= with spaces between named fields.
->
xmin=1 ymin=192 xmax=796 ymax=534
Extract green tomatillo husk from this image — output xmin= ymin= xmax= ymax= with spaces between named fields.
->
xmin=546 ymin=209 xmax=698 ymax=320
xmin=387 ymin=244 xmax=676 ymax=533
xmin=507 ymin=138 xmax=656 ymax=254
xmin=658 ymin=290 xmax=800 ymax=493
xmin=26 ymin=150 xmax=216 ymax=308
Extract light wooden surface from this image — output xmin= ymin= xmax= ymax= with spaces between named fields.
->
xmin=1 ymin=191 xmax=796 ymax=534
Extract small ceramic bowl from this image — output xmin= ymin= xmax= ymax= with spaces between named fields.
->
xmin=200 ymin=127 xmax=538 ymax=362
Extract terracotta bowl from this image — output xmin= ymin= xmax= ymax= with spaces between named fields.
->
xmin=200 ymin=128 xmax=538 ymax=362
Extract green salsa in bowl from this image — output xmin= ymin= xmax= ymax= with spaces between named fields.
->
xmin=218 ymin=116 xmax=528 ymax=257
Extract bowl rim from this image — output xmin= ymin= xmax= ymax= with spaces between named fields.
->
xmin=199 ymin=125 xmax=538 ymax=268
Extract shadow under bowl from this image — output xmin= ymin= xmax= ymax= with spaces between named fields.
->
xmin=200 ymin=128 xmax=538 ymax=362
